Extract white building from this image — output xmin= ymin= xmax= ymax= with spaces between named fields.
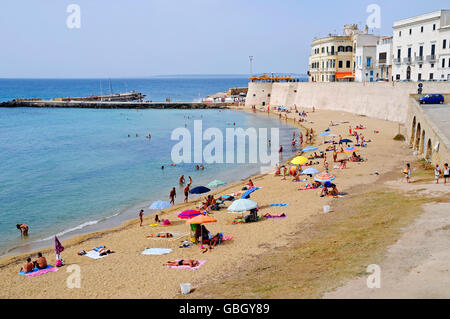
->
xmin=392 ymin=10 xmax=450 ymax=82
xmin=376 ymin=37 xmax=393 ymax=81
xmin=353 ymin=33 xmax=381 ymax=82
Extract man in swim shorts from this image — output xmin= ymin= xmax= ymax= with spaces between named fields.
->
xmin=16 ymin=224 xmax=29 ymax=237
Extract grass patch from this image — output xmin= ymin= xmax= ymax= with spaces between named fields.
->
xmin=189 ymin=188 xmax=433 ymax=299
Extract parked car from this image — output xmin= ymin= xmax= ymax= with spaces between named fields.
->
xmin=419 ymin=94 xmax=444 ymax=104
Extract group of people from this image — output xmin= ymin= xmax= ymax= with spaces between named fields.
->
xmin=406 ymin=163 xmax=450 ymax=184
xmin=20 ymin=252 xmax=47 ymax=273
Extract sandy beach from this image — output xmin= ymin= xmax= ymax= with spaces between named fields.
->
xmin=0 ymin=106 xmax=442 ymax=298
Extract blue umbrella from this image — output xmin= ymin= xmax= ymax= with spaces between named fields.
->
xmin=149 ymin=200 xmax=171 ymax=211
xmin=339 ymin=139 xmax=353 ymax=144
xmin=302 ymin=146 xmax=318 ymax=152
xmin=241 ymin=187 xmax=259 ymax=199
xmin=302 ymin=167 xmax=319 ymax=175
xmin=189 ymin=186 xmax=211 ymax=194
xmin=319 ymin=132 xmax=330 ymax=137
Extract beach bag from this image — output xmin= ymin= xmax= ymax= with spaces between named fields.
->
xmin=56 ymin=259 xmax=65 ymax=267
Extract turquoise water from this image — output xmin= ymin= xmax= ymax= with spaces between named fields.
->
xmin=0 ymin=107 xmax=297 ymax=255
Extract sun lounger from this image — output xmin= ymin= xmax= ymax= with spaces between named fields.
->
xmin=19 ymin=265 xmax=58 ymax=277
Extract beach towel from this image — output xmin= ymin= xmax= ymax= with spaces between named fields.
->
xmin=141 ymin=248 xmax=173 ymax=255
xmin=166 ymin=259 xmax=207 ymax=270
xmin=222 ymin=236 xmax=233 ymax=241
xmin=298 ymin=187 xmax=318 ymax=191
xmin=19 ymin=265 xmax=58 ymax=277
xmin=147 ymin=232 xmax=188 ymax=241
xmin=84 ymin=250 xmax=108 ymax=259
xmin=270 ymin=204 xmax=289 ymax=207
xmin=264 ymin=215 xmax=287 ymax=219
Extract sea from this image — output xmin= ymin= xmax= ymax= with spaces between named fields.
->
xmin=0 ymin=76 xmax=303 ymax=256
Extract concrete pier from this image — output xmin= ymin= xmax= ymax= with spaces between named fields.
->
xmin=0 ymin=100 xmax=232 ymax=109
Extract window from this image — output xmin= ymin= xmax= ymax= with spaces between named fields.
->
xmin=449 ymin=59 xmax=450 ymax=68
xmin=444 ymin=39 xmax=447 ymax=49
xmin=419 ymin=46 xmax=423 ymax=57
xmin=397 ymin=49 xmax=401 ymax=59
xmin=418 ymin=73 xmax=422 ymax=81
xmin=345 ymin=46 xmax=353 ymax=52
xmin=430 ymin=73 xmax=434 ymax=80
xmin=433 ymin=24 xmax=436 ymax=31
xmin=331 ymin=46 xmax=335 ymax=54
xmin=338 ymin=46 xmax=344 ymax=52
xmin=431 ymin=44 xmax=436 ymax=56
xmin=322 ymin=47 xmax=325 ymax=53
xmin=399 ymin=31 xmax=402 ymax=37
xmin=431 ymin=63 xmax=434 ymax=68
xmin=367 ymin=57 xmax=372 ymax=67
xmin=338 ymin=61 xmax=343 ymax=68
xmin=443 ymin=58 xmax=446 ymax=68
xmin=408 ymin=47 xmax=412 ymax=58
xmin=396 ymin=74 xmax=400 ymax=80
xmin=421 ymin=26 xmax=424 ymax=33
xmin=346 ymin=60 xmax=351 ymax=68
xmin=419 ymin=64 xmax=423 ymax=68
xmin=409 ymin=29 xmax=412 ymax=35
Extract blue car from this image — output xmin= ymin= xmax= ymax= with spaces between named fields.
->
xmin=419 ymin=94 xmax=444 ymax=104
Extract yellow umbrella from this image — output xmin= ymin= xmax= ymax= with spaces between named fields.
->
xmin=291 ymin=156 xmax=308 ymax=165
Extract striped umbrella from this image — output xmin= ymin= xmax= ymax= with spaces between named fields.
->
xmin=344 ymin=146 xmax=359 ymax=153
xmin=301 ymin=146 xmax=318 ymax=152
xmin=178 ymin=210 xmax=202 ymax=219
xmin=186 ymin=215 xmax=217 ymax=224
xmin=314 ymin=171 xmax=336 ymax=182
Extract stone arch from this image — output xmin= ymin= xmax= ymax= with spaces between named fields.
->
xmin=414 ymin=123 xmax=421 ymax=151
xmin=426 ymin=138 xmax=433 ymax=160
xmin=410 ymin=116 xmax=416 ymax=146
xmin=419 ymin=130 xmax=425 ymax=154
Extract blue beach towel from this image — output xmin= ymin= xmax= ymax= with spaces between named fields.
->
xmin=19 ymin=265 xmax=56 ymax=276
xmin=270 ymin=204 xmax=289 ymax=207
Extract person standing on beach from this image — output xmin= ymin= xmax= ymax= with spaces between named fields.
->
xmin=169 ymin=187 xmax=176 ymax=205
xmin=435 ymin=164 xmax=441 ymax=184
xmin=139 ymin=209 xmax=144 ymax=227
xmin=279 ymin=145 xmax=283 ymax=153
xmin=184 ymin=184 xmax=190 ymax=203
xmin=16 ymin=224 xmax=29 ymax=237
xmin=404 ymin=163 xmax=411 ymax=183
xmin=282 ymin=166 xmax=287 ymax=180
xmin=179 ymin=175 xmax=185 ymax=185
xmin=349 ymin=126 xmax=352 ymax=136
xmin=188 ymin=176 xmax=192 ymax=186
xmin=444 ymin=163 xmax=449 ymax=184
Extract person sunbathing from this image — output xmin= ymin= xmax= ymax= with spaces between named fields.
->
xmin=329 ymin=185 xmax=339 ymax=196
xmin=21 ymin=257 xmax=34 ymax=273
xmin=263 ymin=213 xmax=286 ymax=218
xmin=147 ymin=232 xmax=173 ymax=238
xmin=274 ymin=165 xmax=281 ymax=176
xmin=165 ymin=260 xmax=199 ymax=267
xmin=208 ymin=233 xmax=224 ymax=249
xmin=98 ymin=247 xmax=114 ymax=256
xmin=320 ymin=187 xmax=329 ymax=197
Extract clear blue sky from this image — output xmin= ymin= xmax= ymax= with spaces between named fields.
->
xmin=0 ymin=0 xmax=448 ymax=78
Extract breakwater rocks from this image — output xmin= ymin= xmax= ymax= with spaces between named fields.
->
xmin=0 ymin=100 xmax=232 ymax=109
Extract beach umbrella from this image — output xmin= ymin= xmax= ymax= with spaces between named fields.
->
xmin=344 ymin=146 xmax=359 ymax=153
xmin=228 ymin=199 xmax=258 ymax=212
xmin=291 ymin=156 xmax=308 ymax=165
xmin=54 ymin=236 xmax=64 ymax=255
xmin=149 ymin=200 xmax=171 ymax=211
xmin=186 ymin=215 xmax=217 ymax=224
xmin=178 ymin=210 xmax=202 ymax=219
xmin=319 ymin=132 xmax=330 ymax=137
xmin=189 ymin=186 xmax=211 ymax=194
xmin=207 ymin=180 xmax=226 ymax=188
xmin=301 ymin=167 xmax=319 ymax=175
xmin=314 ymin=171 xmax=336 ymax=183
xmin=324 ymin=181 xmax=335 ymax=188
xmin=241 ymin=187 xmax=259 ymax=199
xmin=339 ymin=139 xmax=353 ymax=144
xmin=301 ymin=146 xmax=318 ymax=152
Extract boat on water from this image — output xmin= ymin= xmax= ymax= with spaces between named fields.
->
xmin=52 ymin=91 xmax=146 ymax=102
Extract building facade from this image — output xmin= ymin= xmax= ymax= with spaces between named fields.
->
xmin=353 ymin=33 xmax=381 ymax=82
xmin=308 ymin=25 xmax=360 ymax=82
xmin=392 ymin=10 xmax=450 ymax=81
xmin=376 ymin=36 xmax=393 ymax=81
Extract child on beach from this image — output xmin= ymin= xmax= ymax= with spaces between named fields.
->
xmin=404 ymin=163 xmax=411 ymax=183
xmin=282 ymin=166 xmax=288 ymax=180
xmin=435 ymin=164 xmax=441 ymax=184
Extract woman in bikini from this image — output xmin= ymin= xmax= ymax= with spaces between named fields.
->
xmin=165 ymin=260 xmax=199 ymax=267
xmin=147 ymin=233 xmax=173 ymax=238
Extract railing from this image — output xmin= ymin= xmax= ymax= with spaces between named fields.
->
xmin=403 ymin=57 xmax=412 ymax=64
xmin=393 ymin=58 xmax=401 ymax=64
xmin=415 ymin=56 xmax=424 ymax=63
xmin=426 ymin=55 xmax=437 ymax=62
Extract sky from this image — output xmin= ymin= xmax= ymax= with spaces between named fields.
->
xmin=0 ymin=0 xmax=448 ymax=78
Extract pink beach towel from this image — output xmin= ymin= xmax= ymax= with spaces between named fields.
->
xmin=166 ymin=260 xmax=207 ymax=270
xmin=222 ymin=236 xmax=233 ymax=241
xmin=25 ymin=267 xmax=58 ymax=277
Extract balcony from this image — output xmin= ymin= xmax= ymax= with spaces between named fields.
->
xmin=415 ymin=56 xmax=424 ymax=63
xmin=403 ymin=57 xmax=412 ymax=64
xmin=426 ymin=55 xmax=437 ymax=62
xmin=377 ymin=59 xmax=387 ymax=65
xmin=393 ymin=58 xmax=401 ymax=64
